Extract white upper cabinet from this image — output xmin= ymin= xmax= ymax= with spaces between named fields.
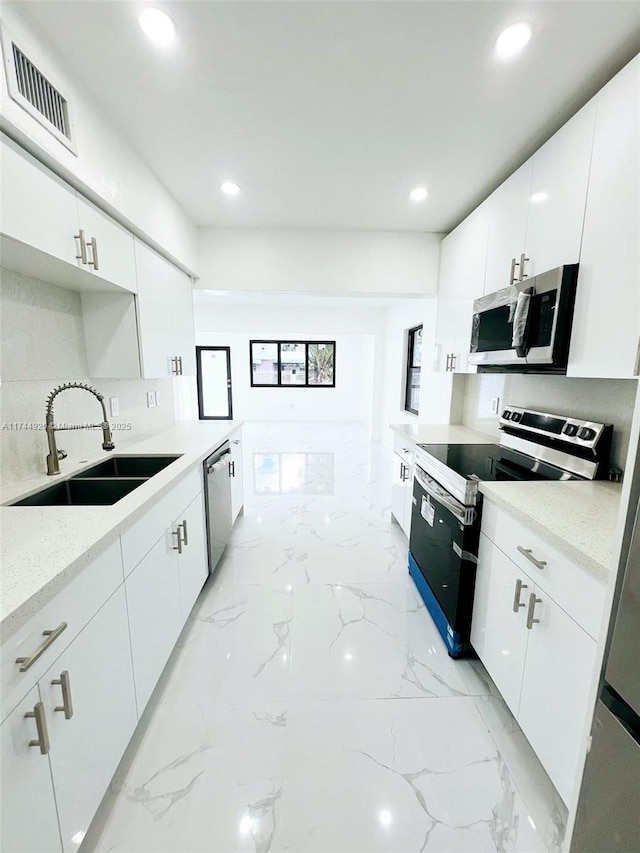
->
xmin=484 ymin=161 xmax=532 ymax=293
xmin=1 ymin=134 xmax=79 ymax=266
xmin=439 ymin=201 xmax=490 ymax=300
xmin=76 ymin=196 xmax=137 ymax=293
xmin=524 ymin=101 xmax=596 ymax=278
xmin=568 ymin=56 xmax=640 ymax=379
xmin=167 ymin=262 xmax=196 ymax=376
xmin=135 ymin=240 xmax=173 ymax=378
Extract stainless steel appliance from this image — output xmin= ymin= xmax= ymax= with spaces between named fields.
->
xmin=204 ymin=442 xmax=233 ymax=572
xmin=408 ymin=407 xmax=613 ymax=657
xmin=468 ymin=264 xmax=578 ymax=372
xmin=571 ymin=494 xmax=640 ymax=850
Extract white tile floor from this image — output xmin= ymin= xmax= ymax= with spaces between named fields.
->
xmin=82 ymin=422 xmax=567 ymax=853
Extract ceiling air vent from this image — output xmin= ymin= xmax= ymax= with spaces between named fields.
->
xmin=1 ymin=23 xmax=77 ymax=154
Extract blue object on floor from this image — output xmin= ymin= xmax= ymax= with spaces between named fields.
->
xmin=408 ymin=550 xmax=466 ymax=658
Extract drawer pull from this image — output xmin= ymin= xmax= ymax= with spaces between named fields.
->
xmin=52 ymin=670 xmax=74 ymax=719
xmin=526 ymin=593 xmax=542 ymax=630
xmin=15 ymin=622 xmax=68 ymax=672
xmin=87 ymin=236 xmax=99 ymax=271
xmin=74 ymin=229 xmax=87 ymax=264
xmin=517 ymin=546 xmax=547 ymax=570
xmin=24 ymin=701 xmax=50 ymax=755
xmin=512 ymin=578 xmax=528 ymax=613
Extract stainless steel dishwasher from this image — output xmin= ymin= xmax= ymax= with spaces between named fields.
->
xmin=204 ymin=442 xmax=233 ymax=572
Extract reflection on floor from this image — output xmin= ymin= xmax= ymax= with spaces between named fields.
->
xmin=83 ymin=422 xmax=567 ymax=853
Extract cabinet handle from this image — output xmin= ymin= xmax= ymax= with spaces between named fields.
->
xmin=526 ymin=592 xmax=542 ymax=630
xmin=24 ymin=701 xmax=50 ymax=755
xmin=74 ymin=229 xmax=88 ymax=264
xmin=229 ymin=460 xmax=236 ymax=478
xmin=52 ymin=670 xmax=74 ymax=719
xmin=450 ymin=354 xmax=457 ymax=371
xmin=87 ymin=236 xmax=99 ymax=271
xmin=179 ymin=518 xmax=189 ymax=546
xmin=178 ymin=356 xmax=183 ymax=375
xmin=15 ymin=622 xmax=68 ymax=672
xmin=518 ymin=253 xmax=529 ymax=281
xmin=512 ymin=578 xmax=528 ymax=613
xmin=172 ymin=527 xmax=183 ymax=555
xmin=445 ymin=353 xmax=450 ymax=371
xmin=509 ymin=257 xmax=519 ymax=286
xmin=517 ymin=546 xmax=547 ymax=570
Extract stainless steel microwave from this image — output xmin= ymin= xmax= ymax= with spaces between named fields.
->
xmin=468 ymin=264 xmax=578 ymax=373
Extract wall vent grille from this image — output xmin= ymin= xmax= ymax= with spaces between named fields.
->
xmin=11 ymin=43 xmax=71 ymax=140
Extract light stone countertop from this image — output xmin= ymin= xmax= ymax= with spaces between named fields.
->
xmin=390 ymin=422 xmax=498 ymax=446
xmin=478 ymin=480 xmax=622 ymax=584
xmin=0 ymin=420 xmax=243 ymax=642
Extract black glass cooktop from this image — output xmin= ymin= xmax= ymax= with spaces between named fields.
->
xmin=417 ymin=443 xmax=580 ymax=482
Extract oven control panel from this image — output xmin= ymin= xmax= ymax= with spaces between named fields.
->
xmin=499 ymin=406 xmax=609 ymax=451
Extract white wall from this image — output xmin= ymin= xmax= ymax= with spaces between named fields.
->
xmin=0 ymin=6 xmax=198 ymax=272
xmin=0 ymin=268 xmax=175 ymax=483
xmin=194 ymin=295 xmax=387 ymax=433
xmin=197 ymin=229 xmax=442 ymax=296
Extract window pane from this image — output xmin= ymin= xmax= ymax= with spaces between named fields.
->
xmin=407 ymin=367 xmax=420 ymax=413
xmin=280 ymin=342 xmax=306 ymax=385
xmin=251 ymin=342 xmax=278 ymax=385
xmin=308 ymin=342 xmax=335 ymax=385
xmin=199 ymin=349 xmax=230 ymax=417
xmin=411 ymin=327 xmax=422 ymax=367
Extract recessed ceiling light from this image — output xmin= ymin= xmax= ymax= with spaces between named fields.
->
xmin=530 ymin=191 xmax=549 ymax=204
xmin=139 ymin=8 xmax=176 ymax=47
xmin=410 ymin=186 xmax=429 ymax=202
xmin=221 ymin=181 xmax=241 ymax=197
xmin=495 ymin=22 xmax=532 ymax=61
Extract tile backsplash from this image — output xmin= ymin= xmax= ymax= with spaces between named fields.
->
xmin=460 ymin=373 xmax=638 ymax=472
xmin=1 ymin=268 xmax=175 ymax=484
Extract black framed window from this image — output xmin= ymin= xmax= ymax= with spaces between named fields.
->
xmin=404 ymin=326 xmax=422 ymax=415
xmin=250 ymin=340 xmax=335 ymax=387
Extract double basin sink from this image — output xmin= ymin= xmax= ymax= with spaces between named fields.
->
xmin=12 ymin=455 xmax=182 ymax=507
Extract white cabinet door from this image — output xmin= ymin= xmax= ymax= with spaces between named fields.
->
xmin=42 ymin=587 xmax=137 ymax=853
xmin=126 ymin=533 xmax=182 ymax=713
xmin=134 ymin=240 xmax=173 ymax=378
xmin=568 ymin=57 xmax=640 ymax=379
xmin=525 ymin=101 xmax=596 ymax=278
xmin=434 ymin=299 xmax=475 ymax=374
xmin=0 ymin=686 xmax=62 ymax=853
xmin=175 ymin=492 xmax=209 ymax=621
xmin=167 ymin=264 xmax=196 ymax=376
xmin=230 ymin=434 xmax=244 ymax=523
xmin=484 ymin=161 xmax=532 ymax=292
xmin=470 ymin=535 xmax=529 ymax=717
xmin=0 ymin=135 xmax=79 ymax=266
xmin=518 ymin=588 xmax=597 ymax=804
xmin=391 ymin=452 xmax=409 ymax=534
xmin=76 ymin=196 xmax=137 ymax=293
xmin=439 ymin=202 xmax=490 ymax=300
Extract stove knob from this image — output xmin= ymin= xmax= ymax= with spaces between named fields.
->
xmin=563 ymin=424 xmax=579 ymax=437
xmin=502 ymin=409 xmax=512 ymax=420
xmin=510 ymin=411 xmax=522 ymax=422
xmin=577 ymin=427 xmax=596 ymax=441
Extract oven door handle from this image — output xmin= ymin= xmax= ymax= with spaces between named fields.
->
xmin=414 ymin=468 xmax=473 ymax=526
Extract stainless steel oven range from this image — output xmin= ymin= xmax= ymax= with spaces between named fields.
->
xmin=408 ymin=407 xmax=613 ymax=657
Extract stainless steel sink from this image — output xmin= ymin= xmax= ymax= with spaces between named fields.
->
xmin=73 ymin=455 xmax=181 ymax=479
xmin=12 ymin=477 xmax=149 ymax=506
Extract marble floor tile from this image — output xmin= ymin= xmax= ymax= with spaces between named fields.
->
xmin=83 ymin=421 xmax=561 ymax=853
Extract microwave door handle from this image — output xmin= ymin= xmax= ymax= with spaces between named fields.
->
xmin=415 ymin=470 xmax=468 ymax=524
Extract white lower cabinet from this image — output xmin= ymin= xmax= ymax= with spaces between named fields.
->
xmin=0 ymin=686 xmax=62 ymax=853
xmin=391 ymin=451 xmax=412 ymax=536
xmin=471 ymin=503 xmax=601 ymax=805
xmin=125 ymin=534 xmax=182 ymax=715
xmin=42 ymin=587 xmax=137 ymax=853
xmin=175 ymin=491 xmax=209 ymax=620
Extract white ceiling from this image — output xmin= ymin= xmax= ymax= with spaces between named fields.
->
xmin=13 ymin=1 xmax=640 ymax=232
